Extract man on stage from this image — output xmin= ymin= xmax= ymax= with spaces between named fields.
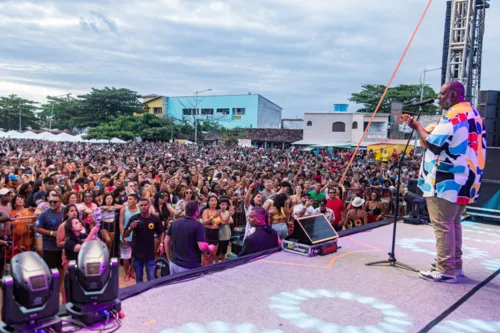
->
xmin=406 ymin=81 xmax=486 ymax=283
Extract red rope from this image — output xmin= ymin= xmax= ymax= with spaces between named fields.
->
xmin=339 ymin=0 xmax=434 ymax=185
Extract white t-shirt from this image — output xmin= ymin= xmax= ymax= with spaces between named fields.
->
xmin=293 ymin=204 xmax=315 ymax=220
xmin=313 ymin=207 xmax=335 ymax=223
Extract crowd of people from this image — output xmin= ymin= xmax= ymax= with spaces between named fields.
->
xmin=0 ymin=138 xmax=423 ymax=295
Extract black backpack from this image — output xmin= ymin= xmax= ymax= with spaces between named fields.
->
xmin=155 ymin=255 xmax=170 ymax=278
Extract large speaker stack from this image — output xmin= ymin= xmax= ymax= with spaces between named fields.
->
xmin=466 ymin=146 xmax=500 ymax=225
xmin=478 ymin=90 xmax=500 ymax=147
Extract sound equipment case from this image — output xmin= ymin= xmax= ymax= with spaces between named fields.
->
xmin=282 ymin=214 xmax=339 ymax=257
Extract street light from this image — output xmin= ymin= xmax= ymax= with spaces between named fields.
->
xmin=414 ymin=68 xmax=441 ymax=148
xmin=49 ymin=93 xmax=71 ymax=130
xmin=419 ymin=68 xmax=441 ymax=111
xmin=193 ymin=89 xmax=212 ymax=144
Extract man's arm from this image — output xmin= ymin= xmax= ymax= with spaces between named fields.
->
xmin=33 ymin=213 xmax=53 ymax=237
xmin=119 ymin=208 xmax=126 ymax=242
xmin=164 ymin=235 xmax=172 ymax=262
xmin=156 ymin=218 xmax=165 ymax=254
xmin=0 ymin=212 xmax=10 ymax=223
xmin=123 ymin=217 xmax=137 ymax=238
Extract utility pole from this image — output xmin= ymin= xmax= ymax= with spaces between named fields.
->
xmin=193 ymin=88 xmax=212 ymax=144
xmin=49 ymin=93 xmax=71 ymax=130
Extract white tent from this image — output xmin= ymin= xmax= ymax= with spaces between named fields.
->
xmin=37 ymin=132 xmax=59 ymax=141
xmin=0 ymin=130 xmax=128 ymax=143
xmin=56 ymin=133 xmax=80 ymax=142
xmin=110 ymin=138 xmax=126 ymax=143
xmin=22 ymin=131 xmax=41 ymax=140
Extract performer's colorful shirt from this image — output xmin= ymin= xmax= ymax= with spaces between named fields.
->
xmin=418 ymin=102 xmax=486 ymax=204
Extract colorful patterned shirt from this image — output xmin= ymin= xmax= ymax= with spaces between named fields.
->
xmin=418 ymin=102 xmax=486 ymax=205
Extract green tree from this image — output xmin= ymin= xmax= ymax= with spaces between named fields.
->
xmin=0 ymin=94 xmax=40 ymax=131
xmin=349 ymin=84 xmax=438 ymax=114
xmin=85 ymin=113 xmax=176 ymax=141
xmin=75 ymin=87 xmax=142 ymax=127
xmin=39 ymin=96 xmax=80 ymax=130
xmin=222 ymin=127 xmax=244 ymax=147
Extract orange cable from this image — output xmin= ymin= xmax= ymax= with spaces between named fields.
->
xmin=339 ymin=0 xmax=434 ymax=185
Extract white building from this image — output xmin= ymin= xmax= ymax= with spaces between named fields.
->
xmin=281 ymin=119 xmax=304 ymax=129
xmin=293 ymin=112 xmax=389 ymax=147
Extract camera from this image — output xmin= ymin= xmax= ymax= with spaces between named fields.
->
xmin=136 ymin=220 xmax=143 ymax=229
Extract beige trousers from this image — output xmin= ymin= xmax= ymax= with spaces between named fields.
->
xmin=425 ymin=197 xmax=467 ymax=276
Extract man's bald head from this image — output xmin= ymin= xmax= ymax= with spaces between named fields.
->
xmin=438 ymin=81 xmax=466 ymax=110
xmin=447 ymin=81 xmax=465 ymax=98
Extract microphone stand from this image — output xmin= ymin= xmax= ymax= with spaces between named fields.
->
xmin=365 ymin=107 xmax=423 ymax=272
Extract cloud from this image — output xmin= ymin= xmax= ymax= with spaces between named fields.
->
xmin=0 ymin=0 xmax=499 ymax=116
xmin=80 ymin=10 xmax=118 ymax=34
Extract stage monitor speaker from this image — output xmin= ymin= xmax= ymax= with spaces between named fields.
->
xmin=483 ymin=147 xmax=500 ymax=181
xmin=286 ymin=214 xmax=339 ymax=245
xmin=408 ymin=179 xmax=423 ymax=197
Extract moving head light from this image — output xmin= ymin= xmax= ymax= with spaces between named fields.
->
xmin=65 ymin=240 xmax=121 ymax=326
xmin=0 ymin=252 xmax=61 ymax=333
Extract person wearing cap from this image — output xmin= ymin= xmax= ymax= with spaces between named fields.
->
xmin=0 ymin=188 xmax=12 ymax=217
xmin=344 ymin=196 xmax=368 ymax=229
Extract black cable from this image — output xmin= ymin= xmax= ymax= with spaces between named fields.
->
xmin=418 ymin=267 xmax=500 ymax=333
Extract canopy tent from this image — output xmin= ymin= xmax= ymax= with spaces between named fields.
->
xmin=312 ymin=142 xmax=353 ymax=149
xmin=0 ymin=131 xmax=127 ymax=144
xmin=366 ymin=142 xmax=415 ymax=154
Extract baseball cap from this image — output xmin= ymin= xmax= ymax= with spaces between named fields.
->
xmin=8 ymin=174 xmax=19 ymax=181
xmin=0 ymin=188 xmax=11 ymax=196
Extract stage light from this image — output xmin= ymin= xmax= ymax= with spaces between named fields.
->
xmin=403 ymin=191 xmax=428 ymax=225
xmin=0 ymin=252 xmax=62 ymax=332
xmin=65 ymin=240 xmax=121 ymax=326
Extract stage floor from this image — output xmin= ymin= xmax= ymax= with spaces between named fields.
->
xmin=118 ymin=221 xmax=500 ymax=333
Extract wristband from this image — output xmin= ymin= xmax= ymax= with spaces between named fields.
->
xmin=50 ymin=231 xmax=54 ymax=236
xmin=159 ymin=243 xmax=164 ymax=247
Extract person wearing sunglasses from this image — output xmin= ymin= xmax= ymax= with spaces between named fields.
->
xmin=34 ymin=193 xmax=65 ymax=297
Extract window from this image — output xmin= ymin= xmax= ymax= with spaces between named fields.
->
xmin=233 ymin=108 xmax=245 ymax=115
xmin=200 ymin=108 xmax=214 ymax=115
xmin=307 ymin=121 xmax=312 ymax=126
xmin=352 ymin=121 xmax=358 ymax=129
xmin=152 ymin=107 xmax=162 ymax=115
xmin=332 ymin=122 xmax=346 ymax=132
xmin=216 ymin=108 xmax=230 ymax=115
xmin=182 ymin=108 xmax=198 ymax=116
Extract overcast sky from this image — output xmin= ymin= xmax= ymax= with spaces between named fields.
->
xmin=1 ymin=0 xmax=499 ymax=117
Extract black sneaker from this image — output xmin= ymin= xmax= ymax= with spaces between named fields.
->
xmin=419 ymin=270 xmax=457 ymax=283
xmin=430 ymin=263 xmax=465 ymax=277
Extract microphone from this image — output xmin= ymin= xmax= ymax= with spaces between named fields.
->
xmin=404 ymin=98 xmax=435 ymax=107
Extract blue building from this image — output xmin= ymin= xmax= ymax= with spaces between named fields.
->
xmin=161 ymin=94 xmax=282 ymax=129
